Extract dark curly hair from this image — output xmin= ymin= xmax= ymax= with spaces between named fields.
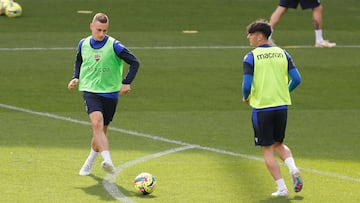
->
xmin=246 ymin=19 xmax=272 ymax=39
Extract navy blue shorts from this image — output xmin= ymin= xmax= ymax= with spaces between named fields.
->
xmin=279 ymin=0 xmax=321 ymax=9
xmin=252 ymin=108 xmax=287 ymax=146
xmin=83 ymin=92 xmax=118 ymax=126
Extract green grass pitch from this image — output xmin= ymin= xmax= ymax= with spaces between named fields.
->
xmin=0 ymin=0 xmax=360 ymax=202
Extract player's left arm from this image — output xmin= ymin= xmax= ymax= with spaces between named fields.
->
xmin=285 ymin=51 xmax=302 ymax=92
xmin=114 ymin=41 xmax=140 ymax=94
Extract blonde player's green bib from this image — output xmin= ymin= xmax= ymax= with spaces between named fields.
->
xmin=79 ymin=36 xmax=124 ymax=93
xmin=249 ymin=47 xmax=291 ymax=109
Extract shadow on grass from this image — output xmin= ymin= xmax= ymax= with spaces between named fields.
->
xmin=75 ymin=174 xmax=117 ymax=201
xmin=258 ymin=195 xmax=304 ymax=203
xmin=102 ymin=174 xmax=158 ymax=201
xmin=76 ymin=174 xmax=157 ymax=201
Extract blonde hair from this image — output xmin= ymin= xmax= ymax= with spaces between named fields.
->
xmin=92 ymin=13 xmax=109 ymax=24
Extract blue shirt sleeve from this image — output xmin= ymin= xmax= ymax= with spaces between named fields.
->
xmin=242 ymin=74 xmax=253 ymax=99
xmin=242 ymin=52 xmax=254 ymax=99
xmin=113 ymin=40 xmax=125 ymax=55
xmin=113 ymin=41 xmax=140 ymax=84
xmin=285 ymin=50 xmax=296 ymax=71
xmin=72 ymin=39 xmax=85 ymax=79
xmin=284 ymin=50 xmax=302 ymax=91
xmin=288 ymin=68 xmax=301 ymax=92
xmin=243 ymin=52 xmax=254 ymax=75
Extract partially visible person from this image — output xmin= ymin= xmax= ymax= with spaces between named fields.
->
xmin=68 ymin=13 xmax=140 ymax=176
xmin=269 ymin=0 xmax=336 ymax=48
xmin=242 ymin=19 xmax=303 ymax=197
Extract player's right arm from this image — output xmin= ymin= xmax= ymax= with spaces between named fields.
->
xmin=68 ymin=39 xmax=84 ymax=91
xmin=242 ymin=52 xmax=254 ymax=103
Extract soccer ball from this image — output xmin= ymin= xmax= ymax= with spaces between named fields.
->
xmin=0 ymin=0 xmax=11 ymax=15
xmin=133 ymin=172 xmax=156 ymax=195
xmin=5 ymin=1 xmax=21 ymax=18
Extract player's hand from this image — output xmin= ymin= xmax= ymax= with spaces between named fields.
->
xmin=242 ymin=97 xmax=249 ymax=104
xmin=120 ymin=84 xmax=131 ymax=95
xmin=68 ymin=78 xmax=79 ymax=91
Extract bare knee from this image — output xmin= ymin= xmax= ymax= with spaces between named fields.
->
xmin=270 ymin=6 xmax=288 ymax=27
xmin=313 ymin=4 xmax=323 ymax=13
xmin=274 ymin=143 xmax=292 ymax=161
xmin=89 ymin=112 xmax=104 ymax=133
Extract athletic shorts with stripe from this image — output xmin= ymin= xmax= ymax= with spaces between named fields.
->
xmin=83 ymin=92 xmax=118 ymax=126
xmin=252 ymin=108 xmax=287 ymax=146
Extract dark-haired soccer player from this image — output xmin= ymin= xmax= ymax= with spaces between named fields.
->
xmin=68 ymin=13 xmax=140 ymax=176
xmin=242 ymin=19 xmax=303 ymax=196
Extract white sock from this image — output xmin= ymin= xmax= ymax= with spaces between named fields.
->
xmin=284 ymin=157 xmax=298 ymax=173
xmin=275 ymin=178 xmax=287 ymax=191
xmin=315 ymin=29 xmax=324 ymax=43
xmin=85 ymin=148 xmax=98 ymax=164
xmin=101 ymin=150 xmax=113 ymax=164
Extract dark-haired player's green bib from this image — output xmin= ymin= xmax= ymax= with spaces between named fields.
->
xmin=250 ymin=47 xmax=291 ymax=108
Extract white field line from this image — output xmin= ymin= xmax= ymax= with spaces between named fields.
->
xmin=0 ymin=45 xmax=360 ymax=51
xmin=2 ymin=45 xmax=359 ymax=202
xmin=2 ymin=103 xmax=360 ymax=202
xmin=103 ymin=145 xmax=196 ymax=202
xmin=1 ymin=103 xmax=359 ymax=184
